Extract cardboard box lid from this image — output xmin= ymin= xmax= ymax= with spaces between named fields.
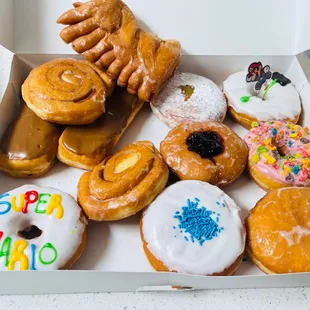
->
xmin=0 ymin=0 xmax=309 ymax=55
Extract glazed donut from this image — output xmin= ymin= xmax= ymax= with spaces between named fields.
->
xmin=141 ymin=180 xmax=246 ymax=275
xmin=0 ymin=103 xmax=61 ymax=178
xmin=246 ymin=187 xmax=310 ymax=274
xmin=57 ymin=87 xmax=144 ymax=170
xmin=151 ymin=72 xmax=227 ymax=128
xmin=22 ymin=59 xmax=114 ymax=125
xmin=0 ymin=185 xmax=87 ymax=270
xmin=223 ymin=71 xmax=301 ymax=129
xmin=160 ymin=121 xmax=248 ymax=186
xmin=78 ymin=141 xmax=169 ymax=221
xmin=245 ymin=121 xmax=310 ymax=191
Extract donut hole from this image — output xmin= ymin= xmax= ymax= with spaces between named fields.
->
xmin=276 ymin=145 xmax=286 ymax=157
xmin=18 ymin=225 xmax=42 ymax=240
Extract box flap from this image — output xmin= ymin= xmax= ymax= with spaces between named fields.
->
xmin=0 ymin=0 xmax=14 ymax=51
xmin=12 ymin=0 xmax=297 ymax=55
xmin=0 ymin=45 xmax=14 ymax=103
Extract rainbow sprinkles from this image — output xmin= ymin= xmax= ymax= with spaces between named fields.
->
xmin=245 ymin=121 xmax=310 ymax=186
xmin=0 ymin=185 xmax=86 ymax=271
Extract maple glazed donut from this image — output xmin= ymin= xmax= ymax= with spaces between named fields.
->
xmin=160 ymin=121 xmax=248 ymax=186
xmin=245 ymin=121 xmax=310 ymax=191
xmin=141 ymin=180 xmax=246 ymax=275
xmin=22 ymin=59 xmax=114 ymax=125
xmin=246 ymin=187 xmax=310 ymax=274
xmin=223 ymin=69 xmax=301 ymax=129
xmin=151 ymin=72 xmax=227 ymax=128
xmin=78 ymin=141 xmax=169 ymax=221
xmin=0 ymin=185 xmax=87 ymax=271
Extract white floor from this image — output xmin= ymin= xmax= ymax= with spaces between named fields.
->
xmin=1 ymin=288 xmax=309 ymax=310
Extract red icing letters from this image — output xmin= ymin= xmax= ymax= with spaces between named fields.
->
xmin=22 ymin=191 xmax=39 ymax=214
xmin=0 ymin=232 xmax=3 ymax=240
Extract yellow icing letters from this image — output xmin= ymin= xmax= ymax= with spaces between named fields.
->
xmin=46 ymin=194 xmax=64 ymax=219
xmin=11 ymin=194 xmax=25 ymax=212
xmin=8 ymin=240 xmax=29 ymax=270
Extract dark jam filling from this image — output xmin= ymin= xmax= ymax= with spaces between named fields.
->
xmin=186 ymin=131 xmax=224 ymax=159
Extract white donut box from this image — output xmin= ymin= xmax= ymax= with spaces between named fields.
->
xmin=0 ymin=0 xmax=310 ymax=295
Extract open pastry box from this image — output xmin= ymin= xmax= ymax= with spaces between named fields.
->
xmin=1 ymin=0 xmax=310 ymax=294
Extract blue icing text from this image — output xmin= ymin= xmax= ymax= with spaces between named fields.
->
xmin=173 ymin=198 xmax=224 ymax=246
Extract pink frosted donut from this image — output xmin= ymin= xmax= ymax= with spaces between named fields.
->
xmin=151 ymin=72 xmax=227 ymax=128
xmin=244 ymin=121 xmax=310 ymax=190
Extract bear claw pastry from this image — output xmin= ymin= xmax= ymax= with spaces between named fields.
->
xmin=57 ymin=0 xmax=181 ymax=102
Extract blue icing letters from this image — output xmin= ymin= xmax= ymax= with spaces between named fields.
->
xmin=0 ymin=194 xmax=11 ymax=215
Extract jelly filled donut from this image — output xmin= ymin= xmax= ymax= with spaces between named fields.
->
xmin=246 ymin=187 xmax=310 ymax=274
xmin=160 ymin=121 xmax=248 ymax=186
xmin=245 ymin=121 xmax=310 ymax=191
xmin=78 ymin=141 xmax=169 ymax=221
xmin=223 ymin=71 xmax=301 ymax=129
xmin=0 ymin=185 xmax=87 ymax=270
xmin=141 ymin=180 xmax=246 ymax=275
xmin=151 ymin=72 xmax=227 ymax=128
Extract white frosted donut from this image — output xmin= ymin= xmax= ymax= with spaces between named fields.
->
xmin=141 ymin=180 xmax=246 ymax=275
xmin=151 ymin=72 xmax=227 ymax=128
xmin=223 ymin=71 xmax=301 ymax=122
xmin=0 ymin=185 xmax=87 ymax=270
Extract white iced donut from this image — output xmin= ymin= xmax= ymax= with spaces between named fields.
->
xmin=151 ymin=72 xmax=227 ymax=128
xmin=0 ymin=185 xmax=87 ymax=271
xmin=223 ymin=71 xmax=301 ymax=128
xmin=141 ymin=180 xmax=245 ymax=275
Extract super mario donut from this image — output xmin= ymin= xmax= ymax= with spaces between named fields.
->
xmin=223 ymin=62 xmax=301 ymax=129
xmin=140 ymin=180 xmax=246 ymax=276
xmin=245 ymin=121 xmax=310 ymax=191
xmin=0 ymin=185 xmax=87 ymax=270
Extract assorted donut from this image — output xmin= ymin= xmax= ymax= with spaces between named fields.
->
xmin=0 ymin=0 xmax=309 ymax=276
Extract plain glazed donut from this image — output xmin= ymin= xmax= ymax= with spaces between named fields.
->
xmin=160 ymin=121 xmax=248 ymax=186
xmin=223 ymin=71 xmax=301 ymax=129
xmin=246 ymin=187 xmax=310 ymax=274
xmin=141 ymin=180 xmax=246 ymax=275
xmin=0 ymin=185 xmax=87 ymax=270
xmin=245 ymin=121 xmax=310 ymax=191
xmin=151 ymin=72 xmax=227 ymax=128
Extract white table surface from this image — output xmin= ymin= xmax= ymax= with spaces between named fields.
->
xmin=1 ymin=288 xmax=309 ymax=310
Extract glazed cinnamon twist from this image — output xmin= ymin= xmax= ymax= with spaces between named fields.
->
xmin=57 ymin=0 xmax=181 ymax=102
xmin=78 ymin=141 xmax=169 ymax=221
xmin=22 ymin=59 xmax=114 ymax=125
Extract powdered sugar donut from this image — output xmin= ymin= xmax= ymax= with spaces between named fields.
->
xmin=0 ymin=185 xmax=87 ymax=270
xmin=141 ymin=180 xmax=246 ymax=275
xmin=151 ymin=72 xmax=227 ymax=128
